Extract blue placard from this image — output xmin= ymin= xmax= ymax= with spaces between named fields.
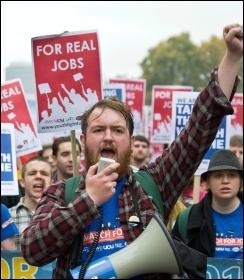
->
xmin=206 ymin=257 xmax=243 ymax=279
xmin=171 ymin=92 xmax=231 ymax=175
xmin=174 ymin=98 xmax=228 ymax=160
xmin=1 ymin=133 xmax=14 ymax=181
xmin=1 ymin=250 xmax=56 ymax=279
xmin=103 ymin=84 xmax=126 ymax=102
xmin=1 ymin=123 xmax=19 ymax=195
xmin=204 ymin=117 xmax=228 ymax=160
xmin=103 ymin=87 xmax=122 ymax=100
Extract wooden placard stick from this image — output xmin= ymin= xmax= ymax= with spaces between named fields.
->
xmin=193 ymin=175 xmax=200 ymax=204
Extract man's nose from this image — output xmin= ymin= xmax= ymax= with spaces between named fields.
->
xmin=104 ymin=129 xmax=113 ymax=140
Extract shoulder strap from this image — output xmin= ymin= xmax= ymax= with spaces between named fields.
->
xmin=135 ymin=171 xmax=164 ymax=217
xmin=64 ymin=175 xmax=82 ymax=204
xmin=64 ymin=172 xmax=164 ymax=218
xmin=178 ymin=205 xmax=192 ymax=243
xmin=64 ymin=175 xmax=85 ymax=269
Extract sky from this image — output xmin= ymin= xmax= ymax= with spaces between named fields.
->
xmin=1 ymin=1 xmax=243 ymax=83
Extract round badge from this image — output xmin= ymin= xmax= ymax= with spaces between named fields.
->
xmin=128 ymin=215 xmax=140 ymax=226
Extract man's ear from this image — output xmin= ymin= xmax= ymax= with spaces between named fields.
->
xmin=19 ymin=178 xmax=25 ymax=189
xmin=80 ymin=134 xmax=85 ymax=152
xmin=130 ymin=135 xmax=135 ymax=156
xmin=131 ymin=135 xmax=135 ymax=148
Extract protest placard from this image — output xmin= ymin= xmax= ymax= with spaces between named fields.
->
xmin=109 ymin=78 xmax=146 ymax=134
xmin=32 ymin=30 xmax=102 ymax=133
xmin=1 ymin=79 xmax=42 ymax=157
xmin=1 ymin=123 xmax=19 ymax=195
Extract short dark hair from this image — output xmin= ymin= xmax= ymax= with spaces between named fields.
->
xmin=230 ymin=135 xmax=243 ymax=147
xmin=80 ymin=97 xmax=134 ymax=137
xmin=134 ymin=135 xmax=150 ymax=147
xmin=21 ymin=156 xmax=52 ymax=178
xmin=38 ymin=144 xmax=53 ymax=157
xmin=52 ymin=136 xmax=82 ymax=156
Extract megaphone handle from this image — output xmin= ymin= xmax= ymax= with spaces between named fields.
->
xmin=79 ymin=207 xmax=103 ymax=279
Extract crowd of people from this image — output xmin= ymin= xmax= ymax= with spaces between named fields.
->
xmin=1 ymin=23 xmax=243 ymax=279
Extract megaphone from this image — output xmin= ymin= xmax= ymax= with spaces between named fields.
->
xmin=70 ymin=213 xmax=184 ymax=279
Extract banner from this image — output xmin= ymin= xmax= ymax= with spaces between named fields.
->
xmin=1 ymin=250 xmax=55 ymax=279
xmin=143 ymin=105 xmax=151 ymax=139
xmin=230 ymin=93 xmax=243 ymax=137
xmin=150 ymin=85 xmax=193 ymax=143
xmin=1 ymin=79 xmax=42 ymax=157
xmin=171 ymin=91 xmax=231 ymax=175
xmin=206 ymin=257 xmax=243 ymax=279
xmin=32 ymin=30 xmax=102 ymax=133
xmin=109 ymin=78 xmax=146 ymax=135
xmin=1 ymin=123 xmax=19 ymax=195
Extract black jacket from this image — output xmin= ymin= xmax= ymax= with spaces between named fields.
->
xmin=171 ymin=192 xmax=243 ymax=257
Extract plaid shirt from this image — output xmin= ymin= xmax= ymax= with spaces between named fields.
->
xmin=9 ymin=198 xmax=33 ymax=250
xmin=21 ymin=69 xmax=240 ymax=279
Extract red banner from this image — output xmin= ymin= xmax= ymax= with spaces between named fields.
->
xmin=109 ymin=78 xmax=146 ymax=135
xmin=32 ymin=30 xmax=102 ymax=133
xmin=1 ymin=79 xmax=42 ymax=156
xmin=230 ymin=93 xmax=243 ymax=137
xmin=150 ymin=85 xmax=193 ymax=143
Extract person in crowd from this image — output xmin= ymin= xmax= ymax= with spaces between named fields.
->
xmin=51 ymin=136 xmax=82 ymax=181
xmin=1 ymin=203 xmax=18 ymax=250
xmin=172 ymin=149 xmax=243 ymax=260
xmin=9 ymin=156 xmax=53 ymax=249
xmin=130 ymin=134 xmax=150 ymax=172
xmin=229 ymin=134 xmax=243 ymax=160
xmin=38 ymin=143 xmax=57 ymax=176
xmin=21 ymin=23 xmax=243 ymax=279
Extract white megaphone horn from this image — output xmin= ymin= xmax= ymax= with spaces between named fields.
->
xmin=70 ymin=213 xmax=184 ymax=279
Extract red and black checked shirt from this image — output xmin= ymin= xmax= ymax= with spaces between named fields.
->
xmin=21 ymin=69 xmax=240 ymax=279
